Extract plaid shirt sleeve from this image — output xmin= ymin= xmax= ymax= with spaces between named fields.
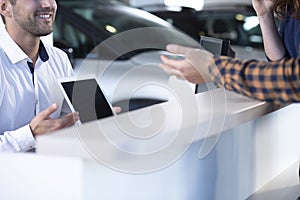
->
xmin=208 ymin=55 xmax=300 ymax=104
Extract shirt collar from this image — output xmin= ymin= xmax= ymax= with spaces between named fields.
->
xmin=38 ymin=41 xmax=49 ymax=62
xmin=0 ymin=25 xmax=49 ymax=64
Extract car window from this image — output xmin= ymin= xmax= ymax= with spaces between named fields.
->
xmin=149 ymin=7 xmax=264 ymax=49
xmin=54 ymin=1 xmax=180 ymax=61
xmin=54 ymin=9 xmax=98 ymax=59
xmin=57 ymin=1 xmax=171 ymax=35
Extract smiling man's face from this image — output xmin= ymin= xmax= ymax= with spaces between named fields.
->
xmin=10 ymin=0 xmax=57 ymax=36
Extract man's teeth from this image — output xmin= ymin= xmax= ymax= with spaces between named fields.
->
xmin=38 ymin=14 xmax=50 ymax=18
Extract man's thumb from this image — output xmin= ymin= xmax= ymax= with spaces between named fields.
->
xmin=40 ymin=103 xmax=58 ymax=118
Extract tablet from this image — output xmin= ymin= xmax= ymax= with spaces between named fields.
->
xmin=195 ymin=36 xmax=236 ymax=93
xmin=57 ymin=74 xmax=116 ymax=123
xmin=199 ymin=36 xmax=235 ymax=57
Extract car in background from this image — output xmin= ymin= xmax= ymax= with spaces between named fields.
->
xmin=139 ymin=3 xmax=267 ymax=61
xmin=54 ymin=0 xmax=199 ymax=112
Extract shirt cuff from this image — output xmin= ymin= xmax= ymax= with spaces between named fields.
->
xmin=14 ymin=125 xmax=36 ymax=152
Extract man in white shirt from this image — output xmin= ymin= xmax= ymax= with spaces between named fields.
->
xmin=0 ymin=0 xmax=79 ymax=152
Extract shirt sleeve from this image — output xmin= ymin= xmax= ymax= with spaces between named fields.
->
xmin=209 ymin=55 xmax=300 ymax=104
xmin=0 ymin=125 xmax=36 ymax=152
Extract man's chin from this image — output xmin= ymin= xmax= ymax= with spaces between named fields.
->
xmin=36 ymin=30 xmax=53 ymax=37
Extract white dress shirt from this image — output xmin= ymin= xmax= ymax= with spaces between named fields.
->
xmin=0 ymin=26 xmax=73 ymax=152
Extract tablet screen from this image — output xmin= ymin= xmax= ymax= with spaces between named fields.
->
xmin=199 ymin=36 xmax=235 ymax=57
xmin=61 ymin=78 xmax=114 ymax=123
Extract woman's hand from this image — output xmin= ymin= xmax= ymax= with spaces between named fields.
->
xmin=159 ymin=44 xmax=214 ymax=84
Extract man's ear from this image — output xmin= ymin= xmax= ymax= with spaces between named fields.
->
xmin=0 ymin=0 xmax=12 ymax=18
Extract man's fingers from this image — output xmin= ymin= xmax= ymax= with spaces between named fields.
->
xmin=113 ymin=106 xmax=122 ymax=113
xmin=50 ymin=112 xmax=79 ymax=132
xmin=30 ymin=109 xmax=79 ymax=136
xmin=58 ymin=112 xmax=79 ymax=128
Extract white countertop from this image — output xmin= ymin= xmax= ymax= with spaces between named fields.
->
xmin=2 ymin=87 xmax=300 ymax=200
xmin=36 ymin=87 xmax=274 ymax=165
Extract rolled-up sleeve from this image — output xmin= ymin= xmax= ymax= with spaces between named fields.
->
xmin=209 ymin=55 xmax=300 ymax=104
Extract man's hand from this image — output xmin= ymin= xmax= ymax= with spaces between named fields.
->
xmin=29 ymin=103 xmax=79 ymax=136
xmin=159 ymin=44 xmax=214 ymax=84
